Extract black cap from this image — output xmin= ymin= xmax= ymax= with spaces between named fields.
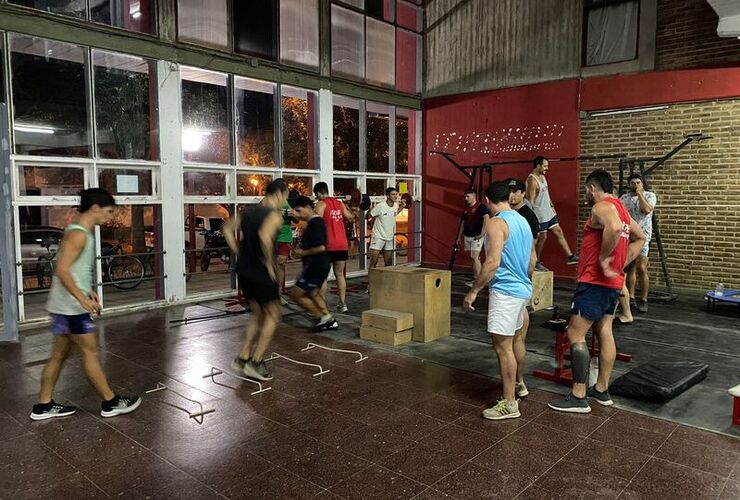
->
xmin=507 ymin=179 xmax=526 ymax=192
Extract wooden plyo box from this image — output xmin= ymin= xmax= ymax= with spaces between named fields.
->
xmin=530 ymin=270 xmax=553 ymax=311
xmin=369 ymin=266 xmax=451 ymax=343
xmin=362 ymin=309 xmax=414 ymax=332
xmin=360 ymin=325 xmax=412 ymax=346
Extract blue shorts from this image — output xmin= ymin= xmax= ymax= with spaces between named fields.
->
xmin=296 ymin=266 xmax=330 ymax=292
xmin=538 ymin=215 xmax=559 ymax=233
xmin=50 ymin=313 xmax=96 ymax=335
xmin=570 ymin=283 xmax=620 ymax=322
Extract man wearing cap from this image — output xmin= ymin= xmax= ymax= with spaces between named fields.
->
xmin=507 ymin=178 xmax=539 ymax=240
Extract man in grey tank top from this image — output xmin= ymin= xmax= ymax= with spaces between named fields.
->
xmin=526 ymin=156 xmax=578 ymax=270
xmin=30 ymin=189 xmax=141 ymax=421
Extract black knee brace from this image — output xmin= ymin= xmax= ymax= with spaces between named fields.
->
xmin=570 ymin=342 xmax=590 ymax=384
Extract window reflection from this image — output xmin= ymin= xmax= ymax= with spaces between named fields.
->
xmin=280 ymin=0 xmax=320 ymax=68
xmin=10 ymin=0 xmax=85 ymax=18
xmin=333 ymin=96 xmax=360 ymax=172
xmin=177 ymin=0 xmax=229 ymax=49
xmin=236 ymin=173 xmax=272 ymax=197
xmin=236 ymin=77 xmax=275 ymax=167
xmin=19 ymin=165 xmax=84 ymax=196
xmin=91 ymin=0 xmax=156 ymax=34
xmin=183 ymin=170 xmax=227 ymax=197
xmin=181 ymin=68 xmax=231 ymax=164
xmin=281 ymin=86 xmax=318 ymax=170
xmin=367 ymin=103 xmax=390 ymax=173
xmin=331 ymin=5 xmax=365 ymax=79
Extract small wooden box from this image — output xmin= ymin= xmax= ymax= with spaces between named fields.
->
xmin=362 ymin=309 xmax=414 ymax=332
xmin=530 ymin=270 xmax=553 ymax=311
xmin=360 ymin=325 xmax=412 ymax=346
xmin=369 ymin=266 xmax=451 ymax=343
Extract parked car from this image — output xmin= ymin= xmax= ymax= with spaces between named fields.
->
xmin=20 ymin=227 xmax=63 ymax=276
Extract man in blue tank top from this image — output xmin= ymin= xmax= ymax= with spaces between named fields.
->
xmin=464 ymin=182 xmax=536 ymax=421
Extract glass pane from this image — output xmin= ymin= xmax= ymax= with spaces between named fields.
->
xmin=333 ymin=96 xmax=360 ymax=172
xmin=366 ymin=0 xmax=394 ymax=21
xmin=284 ymin=175 xmax=313 ymax=196
xmin=396 ymin=108 xmax=409 ymax=174
xmin=586 ymin=1 xmax=639 ymax=66
xmin=94 ymin=51 xmax=157 ymax=160
xmin=367 ymin=103 xmax=390 ymax=173
xmin=10 ymin=0 xmax=84 ymax=17
xmin=11 ymin=35 xmax=90 ymax=157
xmin=282 ymin=86 xmax=318 ymax=170
xmin=395 ymin=178 xmax=418 ymax=264
xmin=177 ymin=0 xmax=229 ymax=50
xmin=396 ymin=29 xmax=421 ymax=94
xmin=184 ymin=203 xmax=234 ymax=296
xmin=181 ymin=68 xmax=231 ymax=164
xmin=366 ymin=178 xmax=386 ymax=196
xmin=19 ymin=165 xmax=84 ymax=196
xmin=234 ymin=0 xmax=276 ymax=59
xmin=397 ymin=1 xmax=422 ymax=32
xmin=341 ymin=0 xmax=364 ymax=7
xmin=0 ymin=35 xmax=5 ymax=104
xmin=331 ymin=5 xmax=365 ymax=79
xmin=236 ymin=173 xmax=272 ymax=197
xmin=333 ymin=177 xmax=359 ymax=198
xmin=333 ymin=176 xmax=362 ymax=272
xmin=280 ymin=0 xmax=320 ymax=68
xmin=236 ymin=77 xmax=275 ymax=167
xmin=366 ymin=18 xmax=395 ymax=87
xmin=100 ymin=204 xmax=164 ymax=307
xmin=183 ymin=170 xmax=227 ymax=196
xmin=99 ymin=169 xmax=153 ymax=196
xmin=91 ymin=0 xmax=156 ymax=34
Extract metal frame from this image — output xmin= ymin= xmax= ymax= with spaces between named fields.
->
xmin=145 ymin=382 xmax=215 ymax=424
xmin=301 ymin=342 xmax=368 ymax=362
xmin=202 ymin=366 xmax=272 ymax=395
xmin=265 ymin=352 xmax=330 ymax=377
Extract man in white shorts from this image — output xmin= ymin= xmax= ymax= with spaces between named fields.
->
xmin=457 ymin=189 xmax=490 ymax=286
xmin=464 ymin=182 xmax=536 ymax=421
xmin=366 ymin=186 xmax=405 ymax=269
xmin=620 ymin=174 xmax=656 ymax=313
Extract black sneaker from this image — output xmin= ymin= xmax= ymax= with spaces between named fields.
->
xmin=548 ymin=393 xmax=591 ymax=414
xmin=243 ymin=359 xmax=273 ymax=381
xmin=313 ymin=316 xmax=338 ymax=332
xmin=566 ymin=255 xmax=579 ymax=265
xmin=586 ymin=385 xmax=614 ymax=406
xmin=101 ymin=395 xmax=142 ymax=418
xmin=30 ymin=400 xmax=77 ymax=421
xmin=636 ymin=299 xmax=648 ymax=313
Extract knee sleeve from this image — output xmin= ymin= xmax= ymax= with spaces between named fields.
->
xmin=570 ymin=342 xmax=590 ymax=384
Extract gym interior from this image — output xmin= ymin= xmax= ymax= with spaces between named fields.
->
xmin=0 ymin=0 xmax=739 ymax=498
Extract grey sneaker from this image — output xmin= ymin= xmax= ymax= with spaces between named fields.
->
xmin=243 ymin=359 xmax=273 ymax=381
xmin=535 ymin=262 xmax=549 ymax=272
xmin=101 ymin=395 xmax=142 ymax=418
xmin=548 ymin=393 xmax=591 ymax=414
xmin=566 ymin=255 xmax=579 ymax=265
xmin=515 ymin=380 xmax=529 ymax=398
xmin=586 ymin=385 xmax=613 ymax=406
xmin=482 ymin=399 xmax=520 ymax=420
xmin=30 ymin=400 xmax=77 ymax=421
xmin=280 ymin=296 xmax=288 ymax=306
xmin=335 ymin=302 xmax=348 ymax=313
xmin=231 ymin=357 xmax=249 ymax=374
xmin=636 ymin=299 xmax=648 ymax=313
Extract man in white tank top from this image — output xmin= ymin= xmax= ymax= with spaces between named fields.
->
xmin=526 ymin=156 xmax=578 ymax=270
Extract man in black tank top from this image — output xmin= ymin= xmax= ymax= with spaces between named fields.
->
xmin=223 ymin=179 xmax=287 ymax=382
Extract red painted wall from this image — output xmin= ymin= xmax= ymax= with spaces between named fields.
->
xmin=422 ymin=79 xmax=582 ymax=279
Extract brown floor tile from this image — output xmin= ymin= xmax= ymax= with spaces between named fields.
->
xmin=38 ymin=420 xmax=143 ymax=468
xmin=534 ymin=459 xmax=629 ymax=499
xmin=412 ymin=488 xmax=460 ymax=499
xmin=0 ymin=435 xmax=56 ymax=467
xmin=589 ymin=419 xmax=668 ymax=455
xmin=380 ymin=442 xmax=470 ymax=485
xmin=297 ymin=410 xmax=368 ymax=449
xmin=375 ymin=407 xmax=447 ymax=442
xmin=608 ymin=410 xmax=677 ymax=436
xmin=299 ymin=382 xmax=368 ymax=409
xmin=731 ymin=458 xmax=740 ymax=482
xmin=248 ymin=427 xmax=322 ymax=465
xmin=472 ymin=439 xmax=556 ymax=483
xmin=177 ymin=445 xmax=274 ymax=493
xmin=368 ymin=381 xmax=435 ymax=409
xmin=0 ymin=414 xmax=33 ymax=442
xmin=282 ymin=442 xmax=371 ymax=489
xmin=14 ymin=472 xmax=108 ymax=500
xmin=516 ymin=486 xmax=558 ymax=499
xmin=313 ymin=489 xmax=345 ymax=499
xmin=330 ymin=464 xmax=427 ymax=500
xmin=452 ymin=409 xmax=527 ymax=440
xmin=720 ymin=480 xmax=740 ymax=500
xmin=516 ymin=398 xmax=550 ymax=421
xmin=418 ymin=423 xmax=497 ymax=460
xmin=332 ymin=396 xmax=404 ymax=426
xmin=438 ymin=380 xmax=503 ymax=407
xmin=620 ymin=458 xmax=725 ymax=500
xmin=533 ymin=408 xmax=608 ymax=437
xmin=506 ymin=422 xmax=583 ymax=459
xmin=335 ymin=423 xmax=414 ymax=462
xmin=655 ymin=433 xmax=739 ymax=477
xmin=0 ymin=454 xmax=77 ymax=498
xmin=670 ymin=426 xmax=740 ymax=454
xmin=433 ymin=462 xmax=531 ymax=499
xmin=563 ymin=438 xmax=650 ymax=480
xmin=117 ymin=472 xmax=225 ymax=499
xmin=412 ymin=394 xmax=480 ymax=422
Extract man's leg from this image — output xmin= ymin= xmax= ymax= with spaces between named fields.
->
xmin=277 ymin=254 xmax=288 ymax=293
xmin=308 ymin=288 xmax=330 ymax=317
xmin=550 ymin=224 xmax=574 ymax=258
xmin=334 ymin=260 xmax=347 ymax=306
xmin=626 ymin=264 xmax=637 ymax=300
xmin=470 ymin=250 xmax=482 ymax=281
xmin=239 ymin=300 xmax=263 ymax=360
xmin=252 ymin=301 xmax=281 ymax=362
xmin=593 ymin=314 xmax=616 ymax=394
xmin=567 ymin=314 xmax=593 ymax=399
xmin=38 ymin=335 xmax=73 ymax=403
xmin=514 ymin=311 xmax=529 ymax=385
xmin=535 ymin=231 xmax=547 ymax=261
xmin=382 ymin=249 xmax=393 ymax=267
xmin=616 ymin=282 xmax=633 ymax=323
xmin=492 ymin=334 xmax=517 ymax=402
xmin=290 ymin=286 xmax=322 ymax=317
xmin=637 ymin=255 xmax=650 ymax=302
xmin=69 ymin=334 xmax=115 ymax=401
xmin=369 ymin=249 xmax=381 ymax=269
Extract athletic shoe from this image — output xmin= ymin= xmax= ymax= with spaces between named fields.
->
xmin=313 ymin=316 xmax=338 ymax=332
xmin=29 ymin=400 xmax=77 ymax=421
xmin=515 ymin=380 xmax=529 ymax=398
xmin=636 ymin=299 xmax=648 ymax=313
xmin=535 ymin=262 xmax=549 ymax=272
xmin=482 ymin=399 xmax=520 ymax=420
xmin=280 ymin=296 xmax=288 ymax=306
xmin=254 ymin=360 xmax=273 ymax=381
xmin=101 ymin=395 xmax=142 ymax=418
xmin=231 ymin=357 xmax=249 ymax=374
xmin=586 ymin=385 xmax=614 ymax=406
xmin=335 ymin=302 xmax=348 ymax=313
xmin=566 ymin=255 xmax=579 ymax=265
xmin=548 ymin=393 xmax=591 ymax=414
xmin=629 ymin=298 xmax=638 ymax=310
xmin=242 ymin=359 xmax=273 ymax=381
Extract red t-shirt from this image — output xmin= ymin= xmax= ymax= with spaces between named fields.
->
xmin=322 ymin=198 xmax=349 ymax=252
xmin=577 ymin=197 xmax=631 ymax=290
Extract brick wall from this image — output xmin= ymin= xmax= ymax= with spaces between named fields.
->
xmin=579 ymin=98 xmax=740 ymax=292
xmin=655 ymin=0 xmax=740 ymax=70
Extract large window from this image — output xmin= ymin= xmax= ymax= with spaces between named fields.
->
xmin=366 ymin=17 xmax=395 ymax=87
xmin=11 ymin=36 xmax=90 ymax=157
xmin=94 ymin=51 xmax=157 ymax=160
xmin=333 ymin=96 xmax=360 ymax=172
xmin=10 ymin=0 xmax=84 ymax=18
xmin=11 ymin=0 xmax=156 ymax=34
xmin=177 ymin=0 xmax=229 ymax=50
xmin=396 ymin=28 xmax=421 ymax=94
xmin=366 ymin=103 xmax=390 ymax=173
xmin=234 ymin=0 xmax=277 ymax=60
xmin=280 ymin=0 xmax=320 ymax=69
xmin=236 ymin=77 xmax=276 ymax=167
xmin=281 ymin=86 xmax=318 ymax=170
xmin=584 ymin=0 xmax=639 ymax=67
xmin=331 ymin=5 xmax=366 ymax=80
xmin=181 ymin=68 xmax=231 ymax=164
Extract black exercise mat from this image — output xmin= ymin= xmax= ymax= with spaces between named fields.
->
xmin=610 ymin=360 xmax=709 ymax=402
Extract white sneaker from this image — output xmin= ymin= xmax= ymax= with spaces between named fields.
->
xmin=515 ymin=380 xmax=529 ymax=398
xmin=335 ymin=302 xmax=348 ymax=313
xmin=482 ymin=399 xmax=520 ymax=420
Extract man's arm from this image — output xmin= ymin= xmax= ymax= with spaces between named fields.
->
xmin=637 ymin=190 xmax=655 ymax=215
xmin=341 ymin=202 xmax=355 ymax=222
xmin=591 ymin=201 xmax=625 ymax=277
xmin=478 ymin=207 xmax=490 ymax=240
xmin=525 ymin=176 xmax=538 ymax=205
xmin=528 ymin=240 xmax=537 ymax=276
xmin=54 ymin=230 xmax=100 ymax=314
xmin=222 ymin=213 xmax=241 ymax=254
xmin=365 ymin=205 xmax=378 ymax=221
xmin=471 ymin=219 xmax=505 ymax=294
xmin=259 ymin=212 xmax=282 ymax=279
xmin=625 ymin=217 xmax=646 ymax=267
xmin=315 ymin=200 xmax=326 ymax=217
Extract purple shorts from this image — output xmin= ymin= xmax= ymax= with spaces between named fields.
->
xmin=50 ymin=313 xmax=96 ymax=335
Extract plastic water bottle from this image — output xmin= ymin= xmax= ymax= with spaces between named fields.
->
xmin=715 ymin=283 xmax=725 ymax=297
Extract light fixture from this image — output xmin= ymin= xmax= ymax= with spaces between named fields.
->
xmin=589 ymin=105 xmax=669 ymax=118
xmin=15 ymin=125 xmax=56 ymax=135
xmin=249 ymin=178 xmax=259 ymax=186
xmin=182 ymin=129 xmax=212 ymax=152
xmin=132 ymin=11 xmax=141 ymax=19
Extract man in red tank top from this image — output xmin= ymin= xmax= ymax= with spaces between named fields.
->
xmin=314 ymin=182 xmax=356 ymax=313
xmin=549 ymin=169 xmax=645 ymax=414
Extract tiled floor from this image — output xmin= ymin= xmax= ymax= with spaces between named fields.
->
xmin=1 ymin=300 xmax=739 ymax=499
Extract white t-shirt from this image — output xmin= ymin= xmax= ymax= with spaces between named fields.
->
xmin=370 ymin=201 xmax=400 ymax=241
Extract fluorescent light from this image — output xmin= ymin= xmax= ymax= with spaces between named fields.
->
xmin=15 ymin=125 xmax=55 ymax=135
xmin=590 ymin=105 xmax=669 ymax=118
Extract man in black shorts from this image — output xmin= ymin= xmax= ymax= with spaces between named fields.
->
xmin=223 ymin=179 xmax=287 ymax=381
xmin=289 ymin=196 xmax=339 ymax=331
